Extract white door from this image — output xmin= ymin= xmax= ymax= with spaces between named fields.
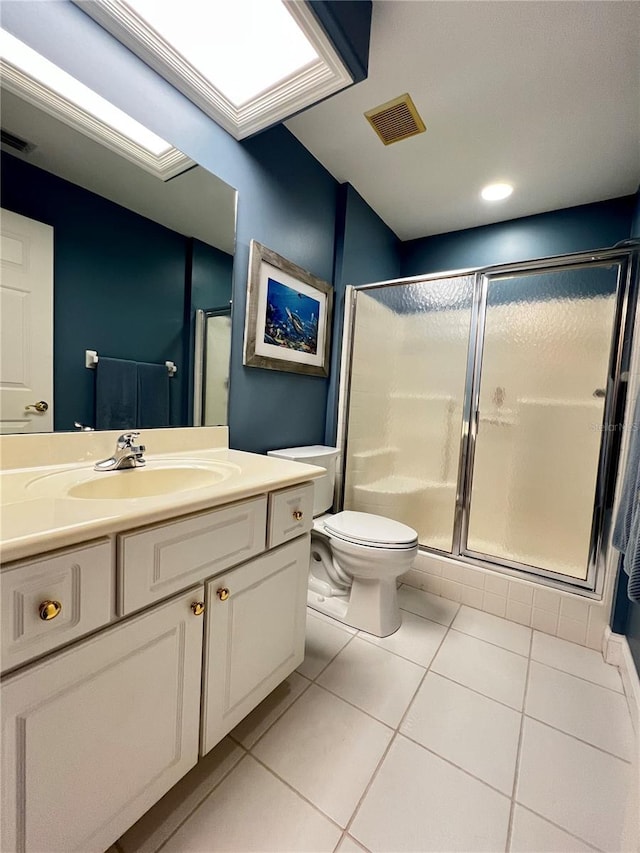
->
xmin=1 ymin=585 xmax=205 ymax=853
xmin=200 ymin=535 xmax=309 ymax=755
xmin=0 ymin=208 xmax=54 ymax=433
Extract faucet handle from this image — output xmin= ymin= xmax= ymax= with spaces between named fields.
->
xmin=117 ymin=431 xmax=140 ymax=448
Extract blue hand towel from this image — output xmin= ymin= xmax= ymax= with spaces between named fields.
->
xmin=137 ymin=362 xmax=170 ymax=428
xmin=95 ymin=357 xmax=137 ymax=430
xmin=612 ymin=392 xmax=640 ymax=603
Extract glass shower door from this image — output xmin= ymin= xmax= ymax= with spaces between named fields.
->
xmin=464 ymin=263 xmax=621 ymax=581
xmin=343 ymin=276 xmax=474 ymax=552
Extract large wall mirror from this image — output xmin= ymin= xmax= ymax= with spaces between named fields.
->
xmin=0 ymin=77 xmax=237 ymax=434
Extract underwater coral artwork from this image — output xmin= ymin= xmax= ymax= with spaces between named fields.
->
xmin=264 ymin=278 xmax=320 ymax=355
xmin=244 ymin=241 xmax=333 ymax=377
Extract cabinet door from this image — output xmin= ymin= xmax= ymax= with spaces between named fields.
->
xmin=1 ymin=586 xmax=205 ymax=853
xmin=201 ymin=535 xmax=309 ymax=755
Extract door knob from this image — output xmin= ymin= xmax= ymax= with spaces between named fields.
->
xmin=191 ymin=601 xmax=205 ymax=616
xmin=39 ymin=600 xmax=62 ymax=620
xmin=217 ymin=588 xmax=230 ymax=601
xmin=25 ymin=400 xmax=49 ymax=413
xmin=293 ymin=510 xmax=303 ymax=521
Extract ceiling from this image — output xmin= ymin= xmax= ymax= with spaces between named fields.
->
xmin=286 ymin=1 xmax=640 ymax=241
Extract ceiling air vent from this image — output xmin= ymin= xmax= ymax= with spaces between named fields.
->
xmin=364 ymin=93 xmax=426 ymax=146
xmin=1 ymin=129 xmax=36 ymax=155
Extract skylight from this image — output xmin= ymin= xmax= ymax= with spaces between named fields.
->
xmin=126 ymin=0 xmax=319 ymax=107
xmin=0 ymin=28 xmax=172 ymax=156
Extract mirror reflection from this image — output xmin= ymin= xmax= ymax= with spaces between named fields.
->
xmin=0 ymin=84 xmax=236 ymax=434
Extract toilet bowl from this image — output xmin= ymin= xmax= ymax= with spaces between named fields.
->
xmin=267 ymin=446 xmax=418 ymax=637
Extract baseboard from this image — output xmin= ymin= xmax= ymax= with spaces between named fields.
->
xmin=604 ymin=628 xmax=640 ymax=733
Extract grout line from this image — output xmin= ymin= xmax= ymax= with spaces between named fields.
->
xmin=428 ymin=668 xmax=525 ymax=713
xmin=249 ymin=751 xmax=345 ymax=832
xmin=153 ymin=750 xmax=250 ymax=853
xmin=505 ymin=626 xmax=533 ymax=851
xmin=332 ymin=832 xmax=346 ymax=853
xmin=511 ymin=803 xmax=605 ymax=853
xmin=528 ymin=656 xmax=625 ymax=695
xmin=308 ymin=680 xmax=396 ymax=731
xmin=342 ymin=609 xmax=454 ymax=839
xmin=232 ymin=672 xmax=314 ymax=752
xmin=448 ymin=624 xmax=532 ymax=658
xmin=522 ymin=714 xmax=633 ymax=765
xmin=299 ymin=628 xmax=358 ymax=683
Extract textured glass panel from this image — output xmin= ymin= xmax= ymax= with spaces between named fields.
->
xmin=344 ymin=277 xmax=474 ymax=551
xmin=467 ymin=264 xmax=619 ymax=579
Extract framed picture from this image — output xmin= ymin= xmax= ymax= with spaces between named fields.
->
xmin=243 ymin=240 xmax=333 ymax=377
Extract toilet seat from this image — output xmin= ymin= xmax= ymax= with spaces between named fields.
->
xmin=323 ymin=511 xmax=418 ymax=551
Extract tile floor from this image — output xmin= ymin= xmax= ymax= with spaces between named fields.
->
xmin=116 ymin=586 xmax=637 ymax=853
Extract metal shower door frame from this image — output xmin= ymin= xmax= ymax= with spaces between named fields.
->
xmin=338 ymin=247 xmax=636 ymax=596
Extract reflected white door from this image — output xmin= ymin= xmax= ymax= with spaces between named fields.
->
xmin=0 ymin=209 xmax=53 ymax=433
xmin=204 ymin=314 xmax=231 ymax=426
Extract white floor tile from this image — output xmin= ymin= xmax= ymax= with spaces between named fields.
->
xmin=397 ymin=585 xmax=460 ymax=626
xmin=401 ymin=672 xmax=521 ymax=794
xmin=432 ymin=630 xmax=528 ymax=709
xmin=296 ymin=613 xmax=353 ymax=680
xmin=516 ymin=718 xmax=631 ymax=851
xmin=359 ymin=609 xmax=447 ymax=666
xmin=317 ymin=638 xmax=425 ymax=727
xmin=230 ymin=671 xmax=310 ymax=749
xmin=252 ymin=684 xmax=393 ymax=827
xmin=351 ymin=736 xmax=511 ymax=852
xmin=118 ymin=738 xmax=244 ymax=853
xmin=509 ymin=805 xmax=597 ymax=852
xmin=452 ymin=605 xmax=531 ymax=656
xmin=307 ymin=607 xmax=358 ymax=634
xmin=526 ymin=661 xmax=634 ymax=760
xmin=161 ymin=755 xmax=341 ymax=852
xmin=336 ymin=835 xmax=370 ymax=853
xmin=531 ymin=631 xmax=623 ymax=692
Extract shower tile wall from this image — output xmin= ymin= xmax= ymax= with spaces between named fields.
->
xmin=401 ymin=550 xmax=610 ymax=651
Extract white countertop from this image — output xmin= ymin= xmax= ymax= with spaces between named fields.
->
xmin=0 ymin=439 xmax=323 ymax=564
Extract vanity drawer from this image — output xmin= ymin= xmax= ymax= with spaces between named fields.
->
xmin=267 ymin=481 xmax=314 ymax=549
xmin=117 ymin=496 xmax=267 ymax=615
xmin=0 ymin=539 xmax=114 ymax=674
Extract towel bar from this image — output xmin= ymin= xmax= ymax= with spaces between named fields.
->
xmin=85 ymin=350 xmax=177 ymax=376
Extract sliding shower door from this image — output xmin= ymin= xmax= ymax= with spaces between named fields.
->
xmin=343 ymin=275 xmax=474 ymax=551
xmin=464 ymin=263 xmax=621 ymax=582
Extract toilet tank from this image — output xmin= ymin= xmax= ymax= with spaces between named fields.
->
xmin=268 ymin=445 xmax=340 ymax=516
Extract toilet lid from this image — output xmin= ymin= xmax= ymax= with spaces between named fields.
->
xmin=324 ymin=511 xmax=418 ymax=547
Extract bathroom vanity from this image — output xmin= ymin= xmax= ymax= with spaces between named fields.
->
xmin=0 ymin=428 xmax=320 ymax=853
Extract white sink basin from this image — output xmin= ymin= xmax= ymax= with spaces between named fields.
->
xmin=26 ymin=459 xmax=240 ymax=501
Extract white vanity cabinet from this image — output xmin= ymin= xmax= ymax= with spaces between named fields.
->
xmin=1 ymin=585 xmax=205 ymax=853
xmin=0 ymin=480 xmax=314 ymax=853
xmin=201 ymin=534 xmax=309 ymax=753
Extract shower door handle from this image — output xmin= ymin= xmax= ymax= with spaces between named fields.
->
xmin=592 ymin=389 xmax=606 ymax=399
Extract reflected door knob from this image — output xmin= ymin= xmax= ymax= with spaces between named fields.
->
xmin=25 ymin=400 xmax=49 ymax=413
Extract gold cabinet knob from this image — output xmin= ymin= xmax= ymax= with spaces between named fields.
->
xmin=25 ymin=400 xmax=49 ymax=413
xmin=216 ymin=588 xmax=230 ymax=601
xmin=292 ymin=510 xmax=304 ymax=521
xmin=39 ymin=600 xmax=62 ymax=621
xmin=191 ymin=601 xmax=205 ymax=616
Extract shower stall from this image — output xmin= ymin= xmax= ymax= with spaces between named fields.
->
xmin=340 ymin=248 xmax=638 ymax=594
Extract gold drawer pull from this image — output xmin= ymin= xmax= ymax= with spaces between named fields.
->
xmin=292 ymin=510 xmax=304 ymax=521
xmin=191 ymin=601 xmax=205 ymax=616
xmin=39 ymin=600 xmax=62 ymax=621
xmin=217 ymin=588 xmax=230 ymax=602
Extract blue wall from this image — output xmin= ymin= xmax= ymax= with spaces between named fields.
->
xmin=2 ymin=0 xmax=343 ymax=454
xmin=401 ymin=196 xmax=636 ymax=276
xmin=1 ymin=152 xmax=190 ymax=431
xmin=325 ymin=183 xmax=402 ymax=444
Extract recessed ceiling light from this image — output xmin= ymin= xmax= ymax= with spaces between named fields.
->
xmin=124 ymin=0 xmax=319 ymax=108
xmin=0 ymin=28 xmax=172 ymax=156
xmin=481 ymin=183 xmax=513 ymax=201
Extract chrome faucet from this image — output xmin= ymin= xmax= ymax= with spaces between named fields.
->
xmin=94 ymin=432 xmax=146 ymax=471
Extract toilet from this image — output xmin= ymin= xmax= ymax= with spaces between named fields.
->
xmin=268 ymin=445 xmax=418 ymax=637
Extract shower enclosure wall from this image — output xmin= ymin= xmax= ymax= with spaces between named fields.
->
xmin=341 ymin=249 xmax=636 ymax=594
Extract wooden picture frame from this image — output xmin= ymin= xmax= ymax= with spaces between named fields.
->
xmin=243 ymin=240 xmax=333 ymax=377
